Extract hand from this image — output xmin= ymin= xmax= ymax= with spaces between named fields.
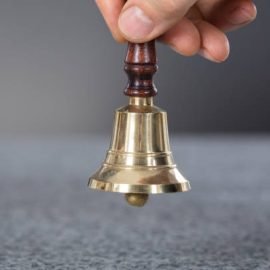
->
xmin=95 ymin=0 xmax=257 ymax=62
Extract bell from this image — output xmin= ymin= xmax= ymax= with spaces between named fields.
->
xmin=88 ymin=41 xmax=191 ymax=207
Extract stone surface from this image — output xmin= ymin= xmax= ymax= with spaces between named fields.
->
xmin=0 ymin=135 xmax=269 ymax=269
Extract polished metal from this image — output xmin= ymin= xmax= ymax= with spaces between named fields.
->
xmin=88 ymin=97 xmax=191 ymax=206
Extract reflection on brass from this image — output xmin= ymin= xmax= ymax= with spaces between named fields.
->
xmin=88 ymin=97 xmax=191 ymax=206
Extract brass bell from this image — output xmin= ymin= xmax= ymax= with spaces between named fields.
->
xmin=88 ymin=41 xmax=191 ymax=207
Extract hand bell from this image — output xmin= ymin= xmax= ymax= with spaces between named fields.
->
xmin=88 ymin=41 xmax=191 ymax=207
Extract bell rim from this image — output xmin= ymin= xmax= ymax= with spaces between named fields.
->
xmin=88 ymin=178 xmax=191 ymax=194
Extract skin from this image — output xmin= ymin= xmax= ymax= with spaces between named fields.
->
xmin=95 ymin=0 xmax=257 ymax=62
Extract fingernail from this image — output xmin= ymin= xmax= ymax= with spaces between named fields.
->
xmin=199 ymin=49 xmax=221 ymax=63
xmin=228 ymin=7 xmax=256 ymax=25
xmin=119 ymin=6 xmax=154 ymax=40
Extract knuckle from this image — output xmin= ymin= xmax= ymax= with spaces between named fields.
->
xmin=160 ymin=0 xmax=181 ymax=15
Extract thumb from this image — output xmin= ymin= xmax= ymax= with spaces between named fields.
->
xmin=118 ymin=0 xmax=198 ymax=42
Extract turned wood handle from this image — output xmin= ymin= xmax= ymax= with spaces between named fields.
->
xmin=124 ymin=41 xmax=158 ymax=97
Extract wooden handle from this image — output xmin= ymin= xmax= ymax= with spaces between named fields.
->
xmin=124 ymin=41 xmax=158 ymax=97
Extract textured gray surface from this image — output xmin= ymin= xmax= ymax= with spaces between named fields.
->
xmin=0 ymin=135 xmax=270 ymax=269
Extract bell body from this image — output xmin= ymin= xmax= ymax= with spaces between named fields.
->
xmin=89 ymin=97 xmax=190 ymax=194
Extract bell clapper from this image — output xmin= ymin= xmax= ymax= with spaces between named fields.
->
xmin=125 ymin=193 xmax=149 ymax=207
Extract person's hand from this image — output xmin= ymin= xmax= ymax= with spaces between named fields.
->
xmin=95 ymin=0 xmax=257 ymax=62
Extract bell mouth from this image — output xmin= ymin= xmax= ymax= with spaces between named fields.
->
xmin=89 ymin=179 xmax=190 ymax=194
xmin=88 ymin=165 xmax=191 ymax=194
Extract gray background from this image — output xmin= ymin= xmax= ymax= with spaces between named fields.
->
xmin=0 ymin=0 xmax=269 ymax=135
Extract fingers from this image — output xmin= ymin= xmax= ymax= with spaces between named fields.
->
xmin=160 ymin=18 xmax=230 ymax=62
xmin=118 ymin=0 xmax=197 ymax=42
xmin=160 ymin=18 xmax=200 ymax=57
xmin=95 ymin=0 xmax=125 ymax=42
xmin=196 ymin=21 xmax=230 ymax=62
xmin=206 ymin=0 xmax=257 ymax=32
xmin=96 ymin=0 xmax=236 ymax=63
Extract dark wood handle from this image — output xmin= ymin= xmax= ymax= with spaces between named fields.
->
xmin=124 ymin=40 xmax=158 ymax=97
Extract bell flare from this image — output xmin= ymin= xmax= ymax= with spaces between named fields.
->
xmin=88 ymin=97 xmax=191 ymax=195
xmin=89 ymin=165 xmax=190 ymax=194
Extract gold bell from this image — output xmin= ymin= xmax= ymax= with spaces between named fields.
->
xmin=88 ymin=41 xmax=191 ymax=207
